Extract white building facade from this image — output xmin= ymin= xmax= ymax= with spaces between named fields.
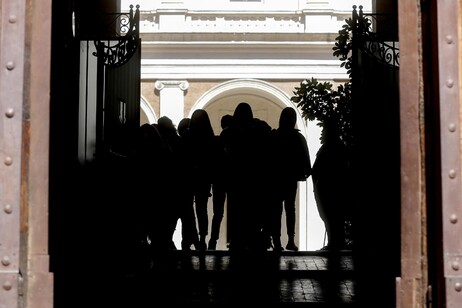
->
xmin=122 ymin=0 xmax=372 ymax=250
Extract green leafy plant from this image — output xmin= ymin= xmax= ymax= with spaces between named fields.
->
xmin=291 ymin=77 xmax=352 ymax=146
xmin=291 ymin=12 xmax=371 ymax=147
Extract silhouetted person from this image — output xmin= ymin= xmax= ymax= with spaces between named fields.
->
xmin=175 ymin=116 xmax=201 ymax=250
xmin=182 ymin=109 xmax=218 ymax=250
xmin=269 ymin=107 xmax=312 ymax=251
xmin=220 ymin=102 xmax=271 ymax=252
xmin=157 ymin=116 xmax=188 ymax=250
xmin=312 ymin=118 xmax=350 ymax=250
xmin=208 ymin=114 xmax=233 ymax=250
xmin=177 ymin=117 xmax=190 ymax=138
xmin=133 ymin=123 xmax=173 ymax=253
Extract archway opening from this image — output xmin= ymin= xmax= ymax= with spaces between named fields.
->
xmin=168 ymin=79 xmax=325 ymax=251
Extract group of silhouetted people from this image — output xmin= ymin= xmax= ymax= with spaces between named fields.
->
xmin=131 ymin=101 xmax=350 ymax=256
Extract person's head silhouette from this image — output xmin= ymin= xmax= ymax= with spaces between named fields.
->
xmin=220 ymin=114 xmax=233 ymax=130
xmin=279 ymin=107 xmax=297 ymax=130
xmin=177 ymin=117 xmax=190 ymax=137
xmin=190 ymin=109 xmax=215 ymax=137
xmin=158 ymin=116 xmax=175 ymax=131
xmin=233 ymin=102 xmax=253 ymax=127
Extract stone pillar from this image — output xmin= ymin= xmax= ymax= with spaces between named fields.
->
xmin=155 ymin=80 xmax=189 ymax=126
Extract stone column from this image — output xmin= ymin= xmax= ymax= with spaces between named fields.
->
xmin=155 ymin=80 xmax=189 ymax=126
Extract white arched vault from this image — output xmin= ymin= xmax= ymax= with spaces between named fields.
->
xmin=188 ymin=78 xmax=324 ymax=251
xmin=193 ymin=78 xmax=307 ymax=133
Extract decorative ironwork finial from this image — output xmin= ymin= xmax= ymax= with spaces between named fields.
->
xmin=93 ymin=5 xmax=140 ymax=67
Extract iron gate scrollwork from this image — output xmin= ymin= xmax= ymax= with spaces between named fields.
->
xmin=352 ymin=5 xmax=399 ymax=68
xmin=93 ymin=4 xmax=140 ymax=67
xmin=91 ymin=4 xmax=141 ymax=160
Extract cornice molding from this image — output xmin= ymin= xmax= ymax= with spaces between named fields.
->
xmin=139 ymin=32 xmax=338 ymax=42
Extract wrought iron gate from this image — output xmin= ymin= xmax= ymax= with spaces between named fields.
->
xmin=349 ymin=6 xmax=401 ymax=307
xmin=93 ymin=5 xmax=141 ymax=160
xmin=78 ymin=5 xmax=141 ymax=164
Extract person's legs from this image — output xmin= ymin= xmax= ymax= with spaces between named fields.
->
xmin=328 ymin=213 xmax=345 ymax=249
xmin=209 ymin=183 xmax=226 ymax=250
xmin=284 ymin=180 xmax=298 ymax=251
xmin=270 ymin=200 xmax=283 ymax=251
xmin=194 ymin=185 xmax=211 ymax=250
xmin=180 ymin=193 xmax=199 ymax=250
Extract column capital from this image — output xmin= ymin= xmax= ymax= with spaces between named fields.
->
xmin=155 ymin=80 xmax=189 ymax=91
